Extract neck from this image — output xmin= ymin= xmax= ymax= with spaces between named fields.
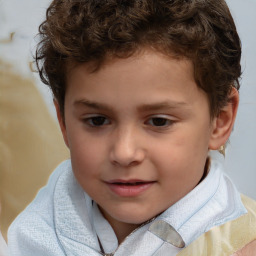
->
xmin=98 ymin=206 xmax=140 ymax=244
xmin=110 ymin=220 xmax=139 ymax=244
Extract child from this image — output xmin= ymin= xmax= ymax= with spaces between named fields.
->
xmin=8 ymin=0 xmax=256 ymax=255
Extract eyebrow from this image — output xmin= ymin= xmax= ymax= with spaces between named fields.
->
xmin=74 ymin=99 xmax=113 ymax=111
xmin=137 ymin=101 xmax=189 ymax=112
xmin=74 ymin=99 xmax=189 ymax=112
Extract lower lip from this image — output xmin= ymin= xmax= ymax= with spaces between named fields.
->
xmin=106 ymin=182 xmax=155 ymax=197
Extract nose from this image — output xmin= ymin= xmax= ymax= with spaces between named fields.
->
xmin=109 ymin=126 xmax=146 ymax=167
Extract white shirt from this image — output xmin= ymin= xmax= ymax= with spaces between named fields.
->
xmin=8 ymin=159 xmax=246 ymax=256
xmin=0 ymin=231 xmax=8 ymax=256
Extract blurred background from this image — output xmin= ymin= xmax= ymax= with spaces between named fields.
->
xmin=0 ymin=0 xmax=255 ymax=240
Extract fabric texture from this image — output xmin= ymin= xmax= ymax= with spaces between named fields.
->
xmin=8 ymin=159 xmax=254 ymax=256
xmin=177 ymin=195 xmax=256 ymax=256
xmin=0 ymin=231 xmax=8 ymax=256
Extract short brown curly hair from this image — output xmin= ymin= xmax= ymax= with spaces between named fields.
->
xmin=36 ymin=0 xmax=241 ymax=117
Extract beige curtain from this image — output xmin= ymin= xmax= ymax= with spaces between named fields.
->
xmin=0 ymin=62 xmax=69 ymax=239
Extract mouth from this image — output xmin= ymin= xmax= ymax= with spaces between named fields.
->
xmin=105 ymin=179 xmax=156 ymax=197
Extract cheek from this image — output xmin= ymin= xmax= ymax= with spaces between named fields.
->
xmin=150 ymin=133 xmax=206 ymax=179
xmin=71 ymin=144 xmax=103 ymax=174
xmin=67 ymin=134 xmax=106 ymax=179
xmin=70 ymin=144 xmax=105 ymax=198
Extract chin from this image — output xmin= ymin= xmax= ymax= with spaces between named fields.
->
xmin=111 ymin=209 xmax=158 ymax=225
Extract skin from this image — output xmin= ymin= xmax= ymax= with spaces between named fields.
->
xmin=231 ymin=240 xmax=256 ymax=256
xmin=55 ymin=49 xmax=239 ymax=243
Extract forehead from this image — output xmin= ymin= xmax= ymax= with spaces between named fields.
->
xmin=65 ymin=50 xmax=208 ymax=113
xmin=67 ymin=50 xmax=195 ymax=88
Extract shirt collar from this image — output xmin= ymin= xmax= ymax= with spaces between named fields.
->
xmin=92 ymin=202 xmax=118 ymax=253
xmin=152 ymin=159 xmax=247 ymax=246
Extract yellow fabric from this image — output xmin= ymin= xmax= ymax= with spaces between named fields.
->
xmin=0 ymin=61 xmax=69 ymax=240
xmin=177 ymin=195 xmax=256 ymax=256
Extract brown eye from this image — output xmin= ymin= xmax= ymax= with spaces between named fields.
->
xmin=84 ymin=116 xmax=110 ymax=127
xmin=148 ymin=117 xmax=172 ymax=127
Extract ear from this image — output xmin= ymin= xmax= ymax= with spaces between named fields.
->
xmin=54 ymin=99 xmax=69 ymax=148
xmin=208 ymin=87 xmax=239 ymax=150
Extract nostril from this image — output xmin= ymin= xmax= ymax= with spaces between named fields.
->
xmin=111 ymin=159 xmax=139 ymax=167
xmin=110 ymin=148 xmax=146 ymax=167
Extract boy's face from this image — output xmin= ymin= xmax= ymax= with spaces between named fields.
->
xmin=58 ymin=50 xmax=217 ymax=233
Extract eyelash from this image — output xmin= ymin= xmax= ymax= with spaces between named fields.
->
xmin=82 ymin=115 xmax=175 ymax=128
